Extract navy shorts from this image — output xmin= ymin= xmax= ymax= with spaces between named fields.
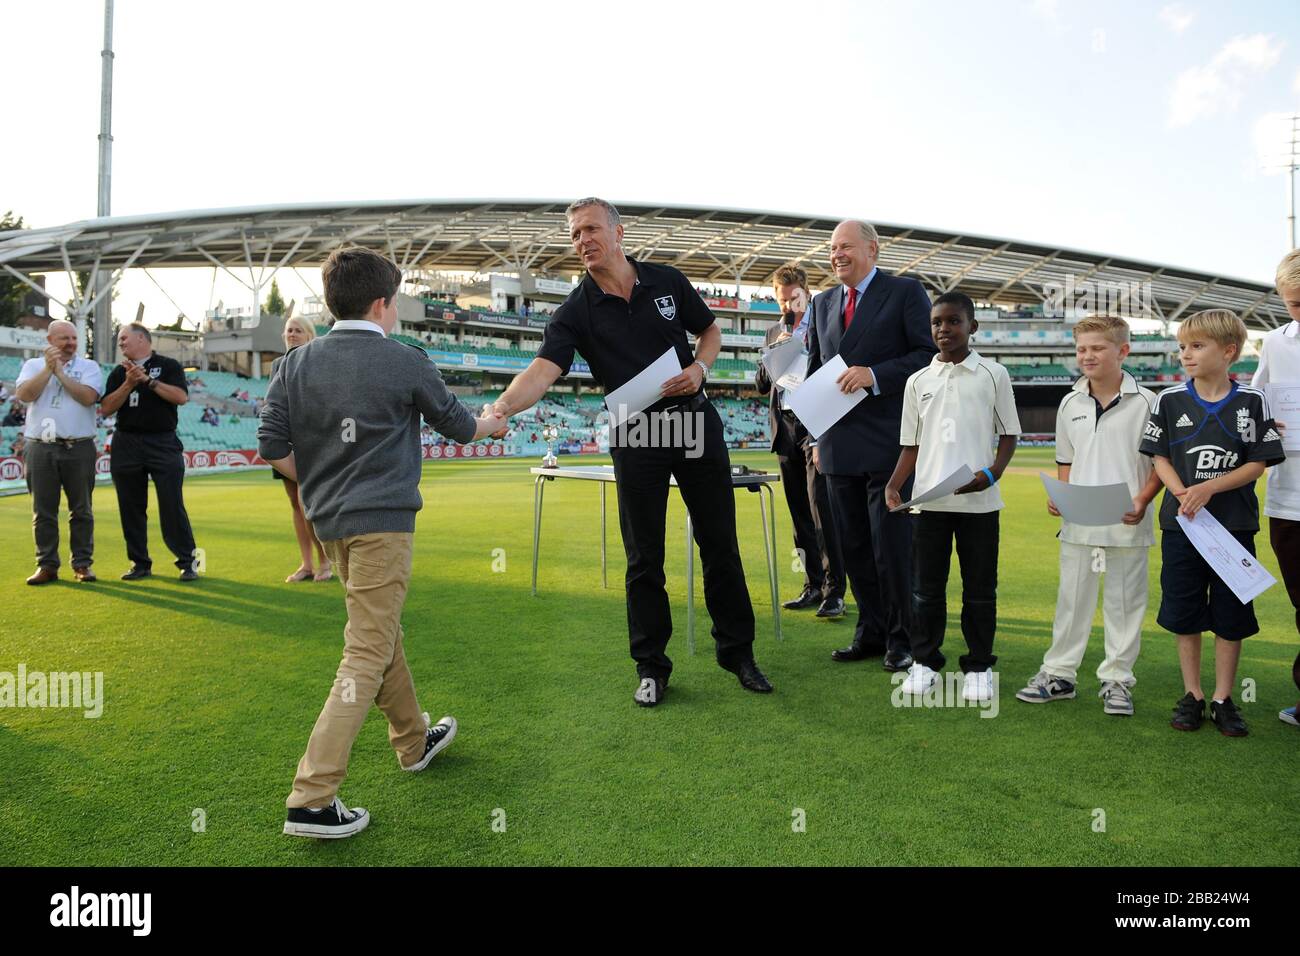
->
xmin=1157 ymin=528 xmax=1258 ymax=641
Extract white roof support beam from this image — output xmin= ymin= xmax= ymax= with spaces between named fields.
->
xmin=1166 ymin=278 xmax=1219 ymax=324
xmin=987 ymin=252 xmax=1059 ymax=300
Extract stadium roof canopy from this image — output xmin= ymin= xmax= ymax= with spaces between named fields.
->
xmin=0 ymin=199 xmax=1287 ymax=329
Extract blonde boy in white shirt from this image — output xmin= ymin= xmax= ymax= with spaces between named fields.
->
xmin=1016 ymin=316 xmax=1162 ymax=716
xmin=1250 ymin=249 xmax=1300 ymax=728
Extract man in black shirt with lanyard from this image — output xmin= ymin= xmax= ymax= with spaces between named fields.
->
xmin=100 ymin=323 xmax=200 ymax=580
xmin=486 ymin=197 xmax=771 ymax=706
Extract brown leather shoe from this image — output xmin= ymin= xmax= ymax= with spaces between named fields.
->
xmin=73 ymin=566 xmax=97 ymax=583
xmin=26 ymin=566 xmax=58 ymax=586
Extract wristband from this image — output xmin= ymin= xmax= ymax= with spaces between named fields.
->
xmin=981 ymin=467 xmax=997 ymax=486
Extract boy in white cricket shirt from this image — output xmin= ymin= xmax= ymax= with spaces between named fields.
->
xmin=1016 ymin=316 xmax=1162 ymax=716
xmin=885 ymin=291 xmax=1020 ymax=702
xmin=1250 ymin=248 xmax=1300 ymax=729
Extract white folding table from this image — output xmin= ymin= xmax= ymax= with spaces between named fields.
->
xmin=529 ymin=464 xmax=783 ymax=651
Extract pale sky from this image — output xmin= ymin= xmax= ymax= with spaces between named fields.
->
xmin=2 ymin=0 xmax=1298 ymax=327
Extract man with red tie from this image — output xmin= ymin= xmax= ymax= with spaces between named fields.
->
xmin=805 ymin=220 xmax=937 ymax=670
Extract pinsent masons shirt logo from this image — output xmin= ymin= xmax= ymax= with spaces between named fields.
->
xmin=654 ymin=295 xmax=676 ymax=320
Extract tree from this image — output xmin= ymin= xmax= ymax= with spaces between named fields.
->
xmin=264 ymin=278 xmax=286 ymax=316
xmin=0 ymin=210 xmax=27 ymax=326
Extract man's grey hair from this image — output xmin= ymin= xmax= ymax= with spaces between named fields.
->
xmin=47 ymin=319 xmax=76 ymax=336
xmin=840 ymin=219 xmax=880 ymax=245
xmin=119 ymin=322 xmax=152 ymax=342
xmin=565 ymin=197 xmax=621 ymax=228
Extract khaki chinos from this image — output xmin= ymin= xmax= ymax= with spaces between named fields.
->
xmin=286 ymin=531 xmax=428 ymax=808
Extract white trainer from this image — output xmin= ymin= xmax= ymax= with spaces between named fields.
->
xmin=962 ymin=669 xmax=995 ymax=702
xmin=900 ymin=663 xmax=938 ymax=696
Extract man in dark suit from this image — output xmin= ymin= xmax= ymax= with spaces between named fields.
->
xmin=755 ymin=263 xmax=845 ymax=617
xmin=806 ymin=220 xmax=937 ymax=669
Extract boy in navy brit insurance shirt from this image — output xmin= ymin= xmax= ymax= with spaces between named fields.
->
xmin=1139 ymin=308 xmax=1284 ymax=737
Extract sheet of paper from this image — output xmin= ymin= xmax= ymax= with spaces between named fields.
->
xmin=760 ymin=336 xmax=803 ymax=380
xmin=1266 ymin=383 xmax=1300 ymax=451
xmin=1039 ymin=473 xmax=1135 ymax=526
xmin=1176 ymin=508 xmax=1277 ymax=604
xmin=775 ymin=353 xmax=808 ymax=393
xmin=784 ymin=354 xmax=868 ymax=440
xmin=890 ymin=465 xmax=977 ymax=512
xmin=603 ymin=348 xmax=684 ymax=428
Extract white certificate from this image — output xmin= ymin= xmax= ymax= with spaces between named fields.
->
xmin=889 ymin=465 xmax=977 ymax=512
xmin=1266 ymin=383 xmax=1300 ymax=451
xmin=604 ymin=348 xmax=685 ymax=428
xmin=761 ymin=336 xmax=803 ymax=379
xmin=1039 ymin=473 xmax=1135 ymax=526
xmin=775 ymin=353 xmax=808 ymax=393
xmin=784 ymin=354 xmax=868 ymax=440
xmin=1175 ymin=509 xmax=1277 ymax=604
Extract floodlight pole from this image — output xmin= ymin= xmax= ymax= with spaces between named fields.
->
xmin=92 ymin=0 xmax=115 ymax=362
xmin=1287 ymin=114 xmax=1298 ymax=252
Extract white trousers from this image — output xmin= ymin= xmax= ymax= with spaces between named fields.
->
xmin=1042 ymin=541 xmax=1147 ymax=687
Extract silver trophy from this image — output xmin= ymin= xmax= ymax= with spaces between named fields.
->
xmin=541 ymin=424 xmax=560 ymax=469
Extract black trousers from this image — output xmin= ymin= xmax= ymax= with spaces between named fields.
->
xmin=910 ymin=509 xmax=999 ymax=673
xmin=26 ymin=438 xmax=97 ymax=570
xmin=825 ymin=470 xmax=914 ymax=656
xmin=1267 ymin=517 xmax=1300 ymax=696
xmin=609 ymin=399 xmax=755 ymax=680
xmin=109 ymin=430 xmax=198 ymax=571
xmin=775 ymin=411 xmax=844 ymax=599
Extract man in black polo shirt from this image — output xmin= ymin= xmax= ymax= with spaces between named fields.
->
xmin=486 ymin=197 xmax=771 ymax=706
xmin=100 ymin=323 xmax=200 ymax=581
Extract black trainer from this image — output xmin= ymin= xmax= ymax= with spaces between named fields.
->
xmin=178 ymin=568 xmax=199 ymax=582
xmin=403 ymin=712 xmax=458 ymax=771
xmin=1170 ymin=692 xmax=1205 ymax=731
xmin=283 ymin=796 xmax=370 ymax=839
xmin=634 ymin=676 xmax=668 ymax=707
xmin=1210 ymin=697 xmax=1249 ymax=737
xmin=120 ymin=566 xmax=151 ymax=581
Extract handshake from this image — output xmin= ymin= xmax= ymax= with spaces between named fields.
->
xmin=474 ymin=400 xmax=510 ymax=441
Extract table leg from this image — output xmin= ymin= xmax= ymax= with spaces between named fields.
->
xmin=600 ymin=481 xmax=607 ymax=590
xmin=686 ymin=510 xmax=695 ymax=656
xmin=759 ymin=483 xmax=783 ymax=642
xmin=531 ymin=474 xmax=546 ymax=597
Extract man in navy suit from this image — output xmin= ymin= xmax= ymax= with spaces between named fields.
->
xmin=806 ymin=220 xmax=937 ymax=669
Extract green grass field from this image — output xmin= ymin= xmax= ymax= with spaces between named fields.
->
xmin=2 ymin=446 xmax=1297 ymax=866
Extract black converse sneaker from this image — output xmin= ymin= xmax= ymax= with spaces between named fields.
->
xmin=403 ymin=712 xmax=458 ymax=772
xmin=634 ymin=676 xmax=667 ymax=707
xmin=283 ymin=796 xmax=370 ymax=839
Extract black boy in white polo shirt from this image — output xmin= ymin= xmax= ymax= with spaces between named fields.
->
xmin=885 ymin=292 xmax=1020 ymax=704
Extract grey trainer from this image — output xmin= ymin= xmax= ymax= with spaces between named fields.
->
xmin=1099 ymin=680 xmax=1134 ymax=716
xmin=1015 ymin=670 xmax=1077 ymax=704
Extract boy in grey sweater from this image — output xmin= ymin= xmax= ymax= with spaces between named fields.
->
xmin=260 ymin=247 xmax=504 ymax=839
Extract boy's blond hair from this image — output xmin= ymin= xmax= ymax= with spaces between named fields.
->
xmin=1277 ymin=248 xmax=1300 ymax=291
xmin=1072 ymin=315 xmax=1130 ymax=345
xmin=1176 ymin=309 xmax=1247 ymax=360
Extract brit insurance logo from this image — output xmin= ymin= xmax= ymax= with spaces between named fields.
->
xmin=655 ymin=295 xmax=676 ymax=320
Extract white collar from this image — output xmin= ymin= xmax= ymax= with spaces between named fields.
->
xmin=1284 ymin=320 xmax=1299 ymax=338
xmin=929 ymin=349 xmax=982 ymax=373
xmin=331 ymin=320 xmax=386 ymax=337
xmin=1071 ymin=369 xmax=1138 ymax=395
